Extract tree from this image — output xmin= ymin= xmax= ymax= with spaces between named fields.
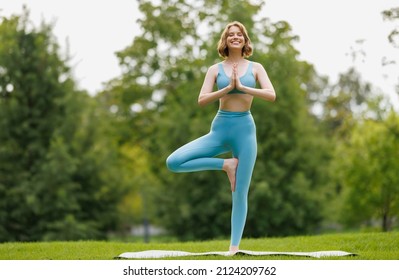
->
xmin=0 ymin=8 xmax=132 ymax=241
xmin=100 ymin=0 xmax=331 ymax=241
xmin=315 ymin=11 xmax=396 ymax=228
xmin=335 ymin=111 xmax=399 ymax=231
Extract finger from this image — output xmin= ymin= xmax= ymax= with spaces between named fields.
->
xmin=231 ymin=65 xmax=236 ymax=77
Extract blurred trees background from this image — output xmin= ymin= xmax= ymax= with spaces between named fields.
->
xmin=0 ymin=8 xmax=136 ymax=241
xmin=0 ymin=1 xmax=398 ymax=242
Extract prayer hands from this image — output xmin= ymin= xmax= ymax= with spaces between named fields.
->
xmin=228 ymin=63 xmax=244 ymax=92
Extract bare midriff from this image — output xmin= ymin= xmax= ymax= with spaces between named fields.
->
xmin=219 ymin=94 xmax=253 ymax=112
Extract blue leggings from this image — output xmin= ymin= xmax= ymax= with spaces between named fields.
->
xmin=166 ymin=110 xmax=257 ymax=246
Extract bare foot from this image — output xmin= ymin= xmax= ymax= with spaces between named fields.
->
xmin=223 ymin=158 xmax=238 ymax=192
xmin=229 ymin=245 xmax=239 ymax=255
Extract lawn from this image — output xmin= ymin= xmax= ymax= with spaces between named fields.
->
xmin=0 ymin=232 xmax=398 ymax=260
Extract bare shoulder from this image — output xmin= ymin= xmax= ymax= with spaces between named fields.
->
xmin=203 ymin=63 xmax=220 ymax=81
xmin=252 ymin=61 xmax=267 ymax=72
xmin=251 ymin=62 xmax=268 ymax=81
xmin=208 ymin=63 xmax=220 ymax=74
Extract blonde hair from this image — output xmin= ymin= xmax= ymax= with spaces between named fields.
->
xmin=217 ymin=21 xmax=253 ymax=58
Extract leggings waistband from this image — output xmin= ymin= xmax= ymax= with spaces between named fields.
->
xmin=217 ymin=109 xmax=251 ymax=118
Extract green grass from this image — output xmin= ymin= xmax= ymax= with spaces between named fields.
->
xmin=0 ymin=232 xmax=398 ymax=260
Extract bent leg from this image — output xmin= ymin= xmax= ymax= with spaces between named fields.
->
xmin=166 ymin=133 xmax=229 ymax=173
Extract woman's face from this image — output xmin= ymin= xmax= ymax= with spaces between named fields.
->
xmin=226 ymin=25 xmax=245 ymax=51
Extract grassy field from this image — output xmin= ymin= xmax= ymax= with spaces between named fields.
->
xmin=0 ymin=232 xmax=398 ymax=260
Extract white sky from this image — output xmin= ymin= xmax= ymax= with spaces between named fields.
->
xmin=1 ymin=0 xmax=398 ymax=108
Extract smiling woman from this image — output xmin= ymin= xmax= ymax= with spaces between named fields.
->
xmin=217 ymin=23 xmax=253 ymax=58
xmin=166 ymin=21 xmax=276 ymax=254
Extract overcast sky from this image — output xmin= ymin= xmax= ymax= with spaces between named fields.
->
xmin=1 ymin=0 xmax=398 ymax=107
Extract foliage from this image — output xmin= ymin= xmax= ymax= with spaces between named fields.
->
xmin=314 ymin=7 xmax=398 ymax=229
xmin=0 ymin=9 xmax=133 ymax=241
xmin=334 ymin=111 xmax=399 ymax=231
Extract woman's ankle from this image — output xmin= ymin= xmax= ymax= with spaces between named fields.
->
xmin=229 ymin=245 xmax=239 ymax=252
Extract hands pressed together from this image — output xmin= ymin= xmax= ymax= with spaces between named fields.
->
xmin=228 ymin=63 xmax=244 ymax=92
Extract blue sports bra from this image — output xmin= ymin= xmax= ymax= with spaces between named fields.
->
xmin=216 ymin=61 xmax=256 ymax=94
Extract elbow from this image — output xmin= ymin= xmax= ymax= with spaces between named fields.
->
xmin=198 ymin=97 xmax=207 ymax=107
xmin=270 ymin=93 xmax=276 ymax=102
xmin=267 ymin=89 xmax=276 ymax=102
xmin=260 ymin=88 xmax=276 ymax=102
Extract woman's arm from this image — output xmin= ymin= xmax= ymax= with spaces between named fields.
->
xmin=235 ymin=62 xmax=276 ymax=102
xmin=198 ymin=64 xmax=234 ymax=107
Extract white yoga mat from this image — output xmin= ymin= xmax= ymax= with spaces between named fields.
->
xmin=118 ymin=249 xmax=356 ymax=259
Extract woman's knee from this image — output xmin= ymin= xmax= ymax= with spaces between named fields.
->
xmin=166 ymin=153 xmax=181 ymax=172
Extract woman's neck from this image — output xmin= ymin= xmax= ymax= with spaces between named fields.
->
xmin=225 ymin=51 xmax=244 ymax=64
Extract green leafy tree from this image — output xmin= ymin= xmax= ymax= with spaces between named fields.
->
xmin=316 ymin=50 xmax=393 ymax=231
xmin=0 ymin=9 xmax=131 ymax=241
xmin=312 ymin=67 xmax=390 ymax=139
xmin=335 ymin=111 xmax=399 ymax=231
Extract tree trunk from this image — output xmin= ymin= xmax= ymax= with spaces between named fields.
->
xmin=382 ymin=212 xmax=391 ymax=232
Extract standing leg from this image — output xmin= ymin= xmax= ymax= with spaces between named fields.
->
xmin=229 ymin=120 xmax=257 ymax=251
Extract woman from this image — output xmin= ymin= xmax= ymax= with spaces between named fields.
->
xmin=166 ymin=21 xmax=276 ymax=254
